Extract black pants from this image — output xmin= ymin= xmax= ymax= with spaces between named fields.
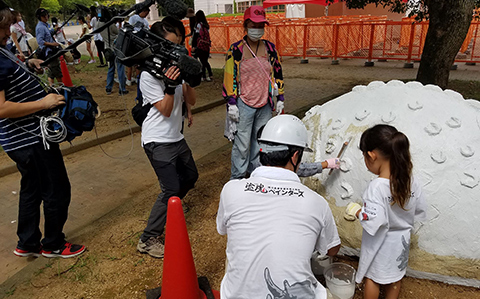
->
xmin=196 ymin=48 xmax=212 ymax=79
xmin=141 ymin=139 xmax=198 ymax=241
xmin=94 ymin=40 xmax=105 ymax=65
xmin=7 ymin=142 xmax=71 ymax=251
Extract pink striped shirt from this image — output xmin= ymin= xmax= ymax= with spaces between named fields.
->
xmin=239 ymin=50 xmax=271 ymax=108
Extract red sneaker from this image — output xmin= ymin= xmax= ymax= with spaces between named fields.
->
xmin=41 ymin=242 xmax=86 ymax=258
xmin=13 ymin=246 xmax=42 ymax=257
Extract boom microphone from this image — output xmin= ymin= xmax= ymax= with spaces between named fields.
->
xmin=74 ymin=3 xmax=90 ymax=13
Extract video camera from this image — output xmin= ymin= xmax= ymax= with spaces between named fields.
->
xmin=114 ymin=24 xmax=202 ymax=87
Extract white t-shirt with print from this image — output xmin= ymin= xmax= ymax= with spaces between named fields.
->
xmin=217 ymin=166 xmax=341 ymax=299
xmin=356 ymin=177 xmax=427 ymax=284
xmin=140 ymin=71 xmax=184 ymax=145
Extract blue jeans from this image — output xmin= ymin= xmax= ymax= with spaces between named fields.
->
xmin=106 ymin=57 xmax=126 ymax=92
xmin=6 ymin=142 xmax=71 ymax=251
xmin=230 ymin=99 xmax=272 ymax=179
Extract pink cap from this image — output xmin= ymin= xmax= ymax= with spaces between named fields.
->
xmin=244 ymin=6 xmax=269 ymax=25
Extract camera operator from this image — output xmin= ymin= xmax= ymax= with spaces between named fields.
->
xmin=0 ymin=5 xmax=85 ymax=258
xmin=97 ymin=8 xmax=128 ymax=95
xmin=136 ymin=17 xmax=198 ymax=259
xmin=35 ymin=8 xmax=62 ymax=86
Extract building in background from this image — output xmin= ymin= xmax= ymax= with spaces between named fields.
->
xmin=193 ymin=0 xmax=403 ymax=20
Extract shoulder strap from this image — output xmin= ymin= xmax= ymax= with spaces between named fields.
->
xmin=243 ymin=41 xmax=275 ymax=88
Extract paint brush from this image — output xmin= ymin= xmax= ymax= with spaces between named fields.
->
xmin=328 ymin=137 xmax=352 ymax=175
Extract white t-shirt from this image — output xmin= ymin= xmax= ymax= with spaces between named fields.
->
xmin=90 ymin=17 xmax=103 ymax=41
xmin=128 ymin=14 xmax=149 ymax=31
xmin=10 ymin=24 xmax=28 ymax=52
xmin=54 ymin=27 xmax=66 ymax=44
xmin=217 ymin=166 xmax=341 ymax=299
xmin=140 ymin=71 xmax=184 ymax=145
xmin=356 ymin=177 xmax=427 ymax=284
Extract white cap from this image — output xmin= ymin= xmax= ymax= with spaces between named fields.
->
xmin=67 ymin=38 xmax=74 ymax=44
xmin=258 ymin=114 xmax=312 ymax=152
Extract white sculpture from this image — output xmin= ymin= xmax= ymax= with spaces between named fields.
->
xmin=302 ymin=80 xmax=480 ymax=287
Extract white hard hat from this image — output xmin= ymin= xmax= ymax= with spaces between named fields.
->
xmin=258 ymin=114 xmax=312 ymax=152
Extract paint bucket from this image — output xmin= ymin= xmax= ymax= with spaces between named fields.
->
xmin=323 ymin=263 xmax=356 ymax=299
xmin=311 ymin=251 xmax=332 ymax=275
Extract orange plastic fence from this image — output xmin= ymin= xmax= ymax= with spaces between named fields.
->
xmin=184 ymin=16 xmax=480 ymax=63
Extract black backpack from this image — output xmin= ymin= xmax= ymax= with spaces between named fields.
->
xmin=131 ymin=75 xmax=153 ymax=126
xmin=53 ymin=86 xmax=98 ymax=142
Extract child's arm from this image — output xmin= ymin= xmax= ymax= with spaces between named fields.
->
xmin=297 ymin=158 xmax=340 ymax=177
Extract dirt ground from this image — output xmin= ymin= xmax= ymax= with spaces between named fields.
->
xmin=2 ymin=57 xmax=480 ymax=298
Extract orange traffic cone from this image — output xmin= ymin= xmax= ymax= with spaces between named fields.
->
xmin=160 ymin=197 xmax=220 ymax=299
xmin=59 ymin=55 xmax=73 ymax=87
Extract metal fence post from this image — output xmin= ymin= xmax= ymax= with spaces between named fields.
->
xmin=332 ymin=23 xmax=339 ymax=65
xmin=404 ymin=22 xmax=416 ymax=68
xmin=365 ymin=23 xmax=375 ymax=66
xmin=301 ymin=24 xmax=309 ymax=63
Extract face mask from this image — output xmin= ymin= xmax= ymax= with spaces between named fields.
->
xmin=247 ymin=28 xmax=264 ymax=42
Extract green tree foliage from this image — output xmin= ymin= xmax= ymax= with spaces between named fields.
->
xmin=42 ymin=0 xmax=61 ymax=14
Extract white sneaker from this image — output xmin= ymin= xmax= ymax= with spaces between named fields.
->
xmin=126 ymin=79 xmax=132 ymax=86
xmin=114 ymin=78 xmax=119 ymax=83
xmin=74 ymin=59 xmax=81 ymax=64
xmin=88 ymin=60 xmax=96 ymax=64
xmin=206 ymin=76 xmax=212 ymax=82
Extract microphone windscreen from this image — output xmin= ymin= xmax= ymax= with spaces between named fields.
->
xmin=178 ymin=54 xmax=202 ymax=75
xmin=178 ymin=54 xmax=202 ymax=87
xmin=162 ymin=0 xmax=187 ymax=19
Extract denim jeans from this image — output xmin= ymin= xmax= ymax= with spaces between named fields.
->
xmin=6 ymin=142 xmax=71 ymax=251
xmin=230 ymin=99 xmax=272 ymax=179
xmin=106 ymin=57 xmax=126 ymax=92
xmin=141 ymin=139 xmax=198 ymax=241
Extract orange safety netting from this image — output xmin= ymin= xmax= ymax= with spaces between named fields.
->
xmin=182 ymin=15 xmax=480 ymax=63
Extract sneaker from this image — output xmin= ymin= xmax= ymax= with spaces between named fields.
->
xmin=201 ymin=77 xmax=205 ymax=82
xmin=66 ymin=62 xmax=74 ymax=65
xmin=205 ymin=76 xmax=212 ymax=82
xmin=88 ymin=59 xmax=96 ymax=64
xmin=97 ymin=64 xmax=107 ymax=68
xmin=119 ymin=90 xmax=129 ymax=95
xmin=106 ymin=89 xmax=112 ymax=95
xmin=74 ymin=59 xmax=81 ymax=64
xmin=42 ymin=242 xmax=86 ymax=258
xmin=114 ymin=78 xmax=119 ymax=84
xmin=137 ymin=237 xmax=164 ymax=258
xmin=126 ymin=79 xmax=132 ymax=86
xmin=13 ymin=246 xmax=42 ymax=258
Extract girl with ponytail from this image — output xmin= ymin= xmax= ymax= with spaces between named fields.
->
xmin=344 ymin=124 xmax=427 ymax=299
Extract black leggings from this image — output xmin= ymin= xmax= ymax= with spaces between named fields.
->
xmin=196 ymin=48 xmax=212 ymax=78
xmin=94 ymin=40 xmax=105 ymax=65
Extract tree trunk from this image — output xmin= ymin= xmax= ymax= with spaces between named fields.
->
xmin=416 ymin=0 xmax=476 ymax=89
xmin=6 ymin=0 xmax=42 ymax=35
